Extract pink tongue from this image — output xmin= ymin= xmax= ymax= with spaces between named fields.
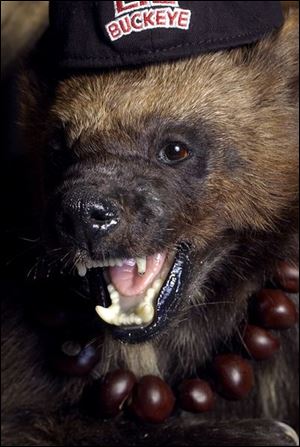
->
xmin=109 ymin=253 xmax=167 ymax=297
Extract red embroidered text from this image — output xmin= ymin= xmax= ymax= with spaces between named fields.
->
xmin=106 ymin=1 xmax=191 ymax=41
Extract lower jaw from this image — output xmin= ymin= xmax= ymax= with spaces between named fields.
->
xmin=88 ymin=244 xmax=190 ymax=344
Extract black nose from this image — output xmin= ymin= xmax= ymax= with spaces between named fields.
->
xmin=87 ymin=202 xmax=120 ymax=232
xmin=58 ymin=195 xmax=120 ymax=246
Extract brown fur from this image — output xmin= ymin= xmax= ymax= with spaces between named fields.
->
xmin=2 ymin=9 xmax=299 ymax=446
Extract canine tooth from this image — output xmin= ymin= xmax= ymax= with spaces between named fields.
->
xmin=114 ymin=314 xmax=122 ymax=324
xmin=77 ymin=263 xmax=87 ymax=277
xmin=136 ymin=303 xmax=154 ymax=323
xmin=116 ymin=259 xmax=123 ymax=267
xmin=136 ymin=257 xmax=146 ymax=275
xmin=95 ymin=304 xmax=120 ymax=324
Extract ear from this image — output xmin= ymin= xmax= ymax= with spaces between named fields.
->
xmin=272 ymin=7 xmax=298 ymax=98
xmin=254 ymin=8 xmax=299 ymax=102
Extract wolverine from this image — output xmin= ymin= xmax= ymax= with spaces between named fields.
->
xmin=1 ymin=2 xmax=299 ymax=446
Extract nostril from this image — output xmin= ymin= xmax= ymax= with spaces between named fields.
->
xmin=88 ymin=202 xmax=120 ymax=233
xmin=90 ymin=208 xmax=114 ymax=223
xmin=56 ymin=196 xmax=120 ymax=244
xmin=89 ymin=202 xmax=118 ymax=221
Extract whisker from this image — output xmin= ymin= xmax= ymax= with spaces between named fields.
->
xmin=60 ymin=251 xmax=72 ymax=266
xmin=236 ymin=325 xmax=253 ymax=358
xmin=186 ymin=300 xmax=234 ymax=309
xmin=46 ymin=247 xmax=65 ymax=254
xmin=47 ymin=256 xmax=65 ymax=267
xmin=18 ymin=236 xmax=41 ymax=243
xmin=61 ymin=250 xmax=75 ymax=274
xmin=70 ymin=288 xmax=90 ymax=300
xmin=27 ymin=257 xmax=42 ymax=280
xmin=5 ymin=244 xmax=41 ymax=266
xmin=84 ymin=337 xmax=99 ymax=348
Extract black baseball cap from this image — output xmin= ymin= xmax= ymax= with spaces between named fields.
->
xmin=48 ymin=1 xmax=283 ymax=70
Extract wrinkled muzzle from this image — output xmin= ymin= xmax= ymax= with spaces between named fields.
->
xmin=48 ymin=162 xmax=190 ymax=343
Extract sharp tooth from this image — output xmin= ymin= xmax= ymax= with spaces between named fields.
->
xmin=136 ymin=303 xmax=154 ymax=323
xmin=129 ymin=314 xmax=137 ymax=324
xmin=136 ymin=257 xmax=146 ymax=275
xmin=110 ymin=290 xmax=120 ymax=304
xmin=145 ymin=287 xmax=156 ymax=303
xmin=123 ymin=314 xmax=143 ymax=325
xmin=86 ymin=260 xmax=93 ymax=269
xmin=95 ymin=304 xmax=120 ymax=324
xmin=133 ymin=315 xmax=143 ymax=325
xmin=153 ymin=279 xmax=163 ymax=291
xmin=93 ymin=261 xmax=101 ymax=268
xmin=77 ymin=263 xmax=87 ymax=277
xmin=107 ymin=284 xmax=115 ymax=293
xmin=118 ymin=314 xmax=131 ymax=325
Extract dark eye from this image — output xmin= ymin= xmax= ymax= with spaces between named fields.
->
xmin=158 ymin=142 xmax=191 ymax=164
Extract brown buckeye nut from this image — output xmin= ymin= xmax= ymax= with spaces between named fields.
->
xmin=213 ymin=354 xmax=254 ymax=400
xmin=255 ymin=289 xmax=298 ymax=330
xmin=274 ymin=261 xmax=299 ymax=293
xmin=130 ymin=375 xmax=175 ymax=423
xmin=178 ymin=379 xmax=215 ymax=413
xmin=94 ymin=369 xmax=136 ymax=417
xmin=243 ymin=325 xmax=280 ymax=360
xmin=52 ymin=341 xmax=99 ymax=376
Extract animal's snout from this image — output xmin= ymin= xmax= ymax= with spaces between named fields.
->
xmin=57 ymin=189 xmax=120 ymax=248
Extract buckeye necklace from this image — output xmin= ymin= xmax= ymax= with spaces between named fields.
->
xmin=28 ymin=260 xmax=298 ymax=424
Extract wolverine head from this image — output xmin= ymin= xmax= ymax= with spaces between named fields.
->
xmin=20 ymin=10 xmax=298 ymax=352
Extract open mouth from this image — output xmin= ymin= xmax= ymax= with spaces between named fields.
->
xmin=75 ymin=244 xmax=190 ymax=343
